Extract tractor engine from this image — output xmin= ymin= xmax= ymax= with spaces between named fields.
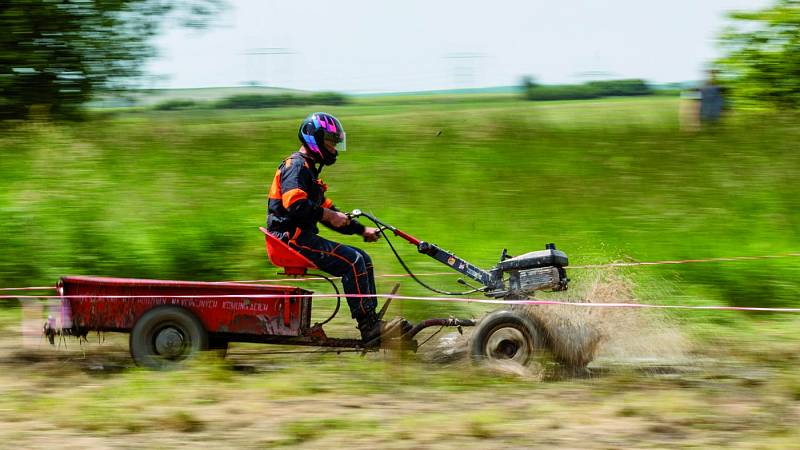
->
xmin=487 ymin=245 xmax=569 ymax=298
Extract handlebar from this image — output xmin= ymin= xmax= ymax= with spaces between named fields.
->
xmin=348 ymin=210 xmax=421 ymax=246
xmin=348 ymin=209 xmax=493 ymax=289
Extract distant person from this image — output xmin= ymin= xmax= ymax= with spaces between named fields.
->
xmin=680 ymin=70 xmax=727 ymax=131
xmin=698 ymin=69 xmax=726 ymax=124
xmin=265 ymin=112 xmax=411 ymax=345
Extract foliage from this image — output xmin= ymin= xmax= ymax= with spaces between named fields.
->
xmin=524 ymin=79 xmax=652 ymax=101
xmin=525 ymin=84 xmax=599 ymax=101
xmin=213 ymin=92 xmax=349 ymax=109
xmin=154 ymin=99 xmax=198 ymax=111
xmin=519 ymin=75 xmax=539 ymax=91
xmin=717 ymin=0 xmax=800 ymax=109
xmin=308 ymin=91 xmax=350 ymax=106
xmin=586 ymin=79 xmax=652 ymax=97
xmin=0 ymin=0 xmax=223 ymax=121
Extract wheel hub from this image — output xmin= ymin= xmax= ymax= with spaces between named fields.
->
xmin=154 ymin=327 xmax=185 ymax=358
xmin=486 ymin=327 xmax=530 ymax=363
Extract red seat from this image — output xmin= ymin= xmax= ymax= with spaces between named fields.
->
xmin=259 ymin=227 xmax=317 ymax=275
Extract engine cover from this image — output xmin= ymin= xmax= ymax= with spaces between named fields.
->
xmin=508 ymin=266 xmax=567 ymax=295
xmin=496 ymin=248 xmax=568 ymax=271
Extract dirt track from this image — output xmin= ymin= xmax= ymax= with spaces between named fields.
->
xmin=1 ymin=323 xmax=799 ymax=449
xmin=2 ymin=272 xmax=799 ymax=448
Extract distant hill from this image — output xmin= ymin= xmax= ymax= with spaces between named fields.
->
xmin=89 ymin=82 xmax=692 ymax=109
xmin=90 ymin=86 xmax=307 ymax=108
xmin=137 ymin=86 xmax=307 ymax=105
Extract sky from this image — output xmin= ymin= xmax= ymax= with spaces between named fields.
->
xmin=146 ymin=0 xmax=771 ymax=93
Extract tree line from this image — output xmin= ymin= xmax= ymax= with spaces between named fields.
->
xmin=155 ymin=92 xmax=349 ymax=111
xmin=521 ymin=78 xmax=653 ymax=101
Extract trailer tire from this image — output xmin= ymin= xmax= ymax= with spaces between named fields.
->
xmin=130 ymin=306 xmax=209 ymax=369
xmin=470 ymin=310 xmax=542 ymax=366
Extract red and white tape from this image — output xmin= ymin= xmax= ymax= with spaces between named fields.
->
xmin=2 ymin=252 xmax=800 ymax=312
xmin=232 ymin=252 xmax=800 ymax=283
xmin=2 ymin=253 xmax=800 ymax=288
xmin=2 ymin=293 xmax=799 ymax=313
xmin=571 ymin=252 xmax=800 ymax=269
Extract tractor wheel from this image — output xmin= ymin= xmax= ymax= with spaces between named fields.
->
xmin=130 ymin=306 xmax=209 ymax=369
xmin=470 ymin=310 xmax=542 ymax=366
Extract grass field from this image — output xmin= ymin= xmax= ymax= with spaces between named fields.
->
xmin=1 ymin=95 xmax=799 ymax=447
xmin=2 ymin=95 xmax=798 ymax=310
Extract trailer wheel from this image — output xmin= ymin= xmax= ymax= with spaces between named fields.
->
xmin=470 ymin=310 xmax=541 ymax=366
xmin=130 ymin=306 xmax=209 ymax=369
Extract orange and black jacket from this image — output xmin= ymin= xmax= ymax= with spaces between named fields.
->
xmin=267 ymin=151 xmax=365 ymax=236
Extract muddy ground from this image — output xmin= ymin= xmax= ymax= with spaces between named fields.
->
xmin=1 ymin=276 xmax=799 ymax=449
xmin=1 ymin=336 xmax=799 ymax=449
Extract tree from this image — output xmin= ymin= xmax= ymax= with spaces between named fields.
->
xmin=519 ymin=75 xmax=539 ymax=92
xmin=716 ymin=0 xmax=800 ymax=109
xmin=0 ymin=0 xmax=223 ymax=120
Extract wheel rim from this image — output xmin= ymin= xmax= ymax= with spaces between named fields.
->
xmin=485 ymin=327 xmax=531 ymax=364
xmin=154 ymin=327 xmax=186 ymax=359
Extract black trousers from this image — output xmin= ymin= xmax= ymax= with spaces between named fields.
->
xmin=280 ymin=230 xmax=378 ymax=323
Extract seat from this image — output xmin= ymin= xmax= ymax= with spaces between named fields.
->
xmin=259 ymin=227 xmax=317 ymax=276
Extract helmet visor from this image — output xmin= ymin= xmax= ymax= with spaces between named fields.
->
xmin=324 ymin=130 xmax=346 ymax=153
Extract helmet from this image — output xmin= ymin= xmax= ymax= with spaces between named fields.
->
xmin=298 ymin=112 xmax=346 ymax=166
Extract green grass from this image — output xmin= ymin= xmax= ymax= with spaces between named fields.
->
xmin=1 ymin=95 xmax=799 ymax=325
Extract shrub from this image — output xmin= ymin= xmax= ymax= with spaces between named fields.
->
xmin=214 ymin=92 xmax=349 ymax=109
xmin=524 ymin=79 xmax=652 ymax=101
xmin=525 ymin=84 xmax=600 ymax=101
xmin=308 ymin=91 xmax=348 ymax=105
xmin=153 ymin=99 xmax=198 ymax=111
xmin=587 ymin=79 xmax=652 ymax=97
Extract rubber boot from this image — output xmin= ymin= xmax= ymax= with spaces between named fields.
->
xmin=357 ymin=313 xmax=383 ymax=346
xmin=358 ymin=315 xmax=413 ymax=348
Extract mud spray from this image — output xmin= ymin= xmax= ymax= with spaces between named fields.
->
xmin=421 ymin=270 xmax=690 ymax=378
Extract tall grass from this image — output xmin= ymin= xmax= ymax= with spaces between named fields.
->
xmin=0 ymin=97 xmax=798 ymax=320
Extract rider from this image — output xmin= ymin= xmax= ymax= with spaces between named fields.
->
xmin=266 ymin=112 xmax=410 ymax=344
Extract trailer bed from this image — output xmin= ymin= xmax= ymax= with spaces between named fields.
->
xmin=57 ymin=276 xmax=312 ymax=337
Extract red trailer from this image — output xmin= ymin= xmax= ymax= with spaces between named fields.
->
xmin=47 ymin=275 xmax=477 ymax=369
xmin=48 ymin=275 xmax=365 ymax=368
